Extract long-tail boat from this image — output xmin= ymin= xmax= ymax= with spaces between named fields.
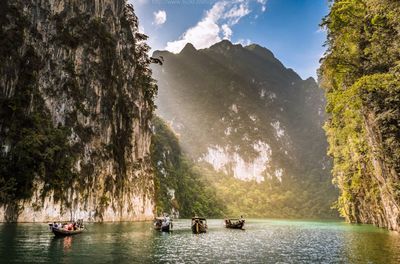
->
xmin=191 ymin=217 xmax=207 ymax=234
xmin=49 ymin=219 xmax=85 ymax=236
xmin=224 ymin=218 xmax=245 ymax=229
xmin=154 ymin=217 xmax=173 ymax=232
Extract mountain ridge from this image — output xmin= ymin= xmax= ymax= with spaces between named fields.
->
xmin=155 ymin=40 xmax=306 ymax=81
xmin=152 ymin=39 xmax=337 ymax=218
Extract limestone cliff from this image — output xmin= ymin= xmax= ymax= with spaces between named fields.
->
xmin=0 ymin=0 xmax=156 ymax=222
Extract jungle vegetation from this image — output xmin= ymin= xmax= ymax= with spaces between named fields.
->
xmin=319 ymin=0 xmax=400 ymax=224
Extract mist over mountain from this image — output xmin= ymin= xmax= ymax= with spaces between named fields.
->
xmin=152 ymin=40 xmax=337 ymax=217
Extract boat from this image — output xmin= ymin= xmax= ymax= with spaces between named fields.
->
xmin=49 ymin=219 xmax=84 ymax=236
xmin=191 ymin=217 xmax=207 ymax=234
xmin=154 ymin=217 xmax=173 ymax=232
xmin=224 ymin=218 xmax=245 ymax=229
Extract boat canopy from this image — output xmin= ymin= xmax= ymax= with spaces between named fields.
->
xmin=192 ymin=217 xmax=206 ymax=220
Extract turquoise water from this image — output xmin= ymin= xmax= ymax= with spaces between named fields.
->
xmin=1 ymin=219 xmax=400 ymax=263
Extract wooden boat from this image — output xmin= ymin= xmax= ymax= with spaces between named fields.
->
xmin=224 ymin=218 xmax=245 ymax=229
xmin=49 ymin=219 xmax=84 ymax=236
xmin=191 ymin=217 xmax=207 ymax=234
xmin=154 ymin=217 xmax=173 ymax=232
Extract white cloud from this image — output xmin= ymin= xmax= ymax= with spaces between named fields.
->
xmin=153 ymin=10 xmax=167 ymax=26
xmin=234 ymin=38 xmax=252 ymax=46
xmin=223 ymin=3 xmax=250 ymax=24
xmin=165 ymin=0 xmax=254 ymax=53
xmin=222 ymin=24 xmax=232 ymax=39
xmin=257 ymin=0 xmax=267 ymax=12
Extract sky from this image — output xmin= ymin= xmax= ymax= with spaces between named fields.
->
xmin=131 ymin=0 xmax=329 ymax=79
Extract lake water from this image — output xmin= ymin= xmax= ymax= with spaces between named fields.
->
xmin=1 ymin=219 xmax=400 ymax=263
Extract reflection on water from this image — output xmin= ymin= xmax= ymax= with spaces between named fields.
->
xmin=62 ymin=236 xmax=72 ymax=252
xmin=49 ymin=236 xmax=73 ymax=253
xmin=1 ymin=219 xmax=400 ymax=263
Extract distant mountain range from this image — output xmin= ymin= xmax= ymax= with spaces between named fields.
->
xmin=151 ymin=40 xmax=337 ymax=218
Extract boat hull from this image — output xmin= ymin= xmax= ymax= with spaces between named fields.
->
xmin=225 ymin=220 xmax=245 ymax=229
xmin=154 ymin=224 xmax=171 ymax=232
xmin=161 ymin=225 xmax=171 ymax=232
xmin=191 ymin=223 xmax=207 ymax=234
xmin=225 ymin=223 xmax=245 ymax=229
xmin=51 ymin=227 xmax=84 ymax=236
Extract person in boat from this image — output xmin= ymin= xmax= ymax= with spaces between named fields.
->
xmin=162 ymin=214 xmax=171 ymax=228
xmin=200 ymin=219 xmax=207 ymax=228
xmin=154 ymin=218 xmax=161 ymax=228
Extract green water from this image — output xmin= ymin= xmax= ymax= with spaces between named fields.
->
xmin=1 ymin=219 xmax=399 ymax=263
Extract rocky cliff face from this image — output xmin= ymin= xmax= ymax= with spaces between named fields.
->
xmin=0 ymin=0 xmax=156 ymax=222
xmin=320 ymin=0 xmax=400 ymax=230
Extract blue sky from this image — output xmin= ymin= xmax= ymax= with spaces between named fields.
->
xmin=131 ymin=0 xmax=329 ymax=79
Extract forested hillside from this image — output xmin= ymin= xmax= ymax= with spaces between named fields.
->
xmin=151 ymin=117 xmax=334 ymax=218
xmin=320 ymin=0 xmax=400 ymax=230
xmin=151 ymin=117 xmax=225 ymax=218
